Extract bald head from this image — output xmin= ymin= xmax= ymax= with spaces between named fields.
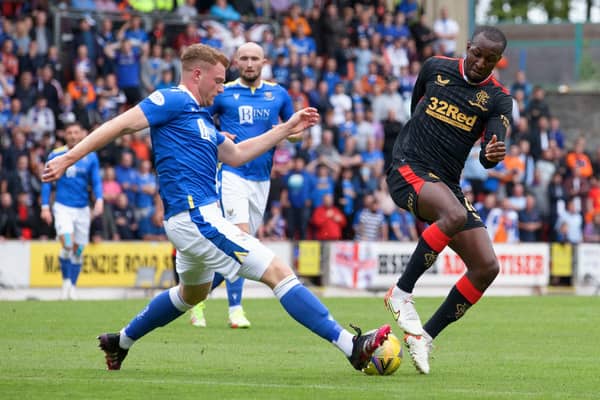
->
xmin=236 ymin=42 xmax=265 ymax=86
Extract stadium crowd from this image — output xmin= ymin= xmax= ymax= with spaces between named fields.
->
xmin=0 ymin=0 xmax=599 ymax=245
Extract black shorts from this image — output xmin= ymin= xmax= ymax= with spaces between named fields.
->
xmin=386 ymin=161 xmax=484 ymax=231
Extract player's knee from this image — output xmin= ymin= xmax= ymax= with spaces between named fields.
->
xmin=443 ymin=206 xmax=468 ymax=231
xmin=474 ymin=256 xmax=499 ymax=288
xmin=261 ymin=257 xmax=294 ymax=289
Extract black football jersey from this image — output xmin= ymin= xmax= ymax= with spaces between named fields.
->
xmin=392 ymin=56 xmax=513 ymax=185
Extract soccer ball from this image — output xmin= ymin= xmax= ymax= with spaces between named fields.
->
xmin=363 ymin=333 xmax=403 ymax=376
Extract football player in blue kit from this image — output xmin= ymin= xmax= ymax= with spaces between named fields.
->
xmin=42 ymin=44 xmax=390 ymax=372
xmin=41 ymin=121 xmax=103 ymax=300
xmin=189 ymin=42 xmax=295 ymax=329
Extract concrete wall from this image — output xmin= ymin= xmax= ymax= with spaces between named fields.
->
xmin=545 ymin=92 xmax=600 ymax=148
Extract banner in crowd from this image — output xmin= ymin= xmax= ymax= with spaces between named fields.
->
xmin=328 ymin=242 xmax=550 ymax=290
xmin=30 ymin=242 xmax=174 ymax=287
xmin=576 ymin=244 xmax=600 ymax=285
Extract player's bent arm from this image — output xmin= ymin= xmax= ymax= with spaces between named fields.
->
xmin=42 ymin=107 xmax=149 ymax=182
xmin=218 ymin=123 xmax=289 ymax=167
xmin=218 ymin=107 xmax=319 ymax=167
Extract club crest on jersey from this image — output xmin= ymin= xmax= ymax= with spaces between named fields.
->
xmin=468 ymin=90 xmax=489 ymax=111
xmin=264 ymin=91 xmax=274 ymax=100
xmin=435 ymin=74 xmax=450 ymax=86
xmin=148 ymin=91 xmax=165 ymax=106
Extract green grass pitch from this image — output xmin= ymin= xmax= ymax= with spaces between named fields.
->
xmin=1 ymin=296 xmax=599 ymax=399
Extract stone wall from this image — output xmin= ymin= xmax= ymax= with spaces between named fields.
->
xmin=545 ymin=92 xmax=600 ymax=149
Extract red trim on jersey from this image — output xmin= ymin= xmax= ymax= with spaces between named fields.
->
xmin=434 ymin=55 xmax=460 ymax=62
xmin=398 ymin=165 xmax=425 ymax=194
xmin=422 ymin=223 xmax=451 ymax=253
xmin=456 ymin=275 xmax=483 ymax=304
xmin=490 ymin=77 xmax=510 ymax=95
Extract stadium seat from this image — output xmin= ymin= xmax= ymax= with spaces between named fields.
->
xmin=134 ymin=266 xmax=157 ymax=296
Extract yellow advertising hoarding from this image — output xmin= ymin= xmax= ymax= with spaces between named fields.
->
xmin=30 ymin=242 xmax=174 ymax=287
xmin=297 ymin=241 xmax=321 ymax=276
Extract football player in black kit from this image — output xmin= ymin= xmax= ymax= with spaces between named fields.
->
xmin=384 ymin=26 xmax=512 ymax=374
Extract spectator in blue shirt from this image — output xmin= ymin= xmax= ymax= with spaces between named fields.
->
xmin=114 ymin=151 xmax=138 ymax=206
xmin=210 ymin=0 xmax=241 ymax=22
xmin=104 ymin=39 xmax=143 ymax=106
xmin=312 ymin=164 xmax=335 ymax=208
xmin=135 ymin=159 xmax=157 ymax=220
xmin=284 ymin=156 xmax=315 ymax=239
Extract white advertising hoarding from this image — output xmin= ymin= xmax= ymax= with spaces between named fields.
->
xmin=329 ymin=242 xmax=549 ymax=291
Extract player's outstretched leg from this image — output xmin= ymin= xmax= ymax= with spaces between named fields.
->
xmin=421 ymin=228 xmax=499 ymax=353
xmin=226 ymin=277 xmax=250 ymax=328
xmin=267 ymin=270 xmax=390 ymax=371
xmin=98 ymin=286 xmax=194 ymax=370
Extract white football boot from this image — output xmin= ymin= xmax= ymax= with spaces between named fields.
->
xmin=404 ymin=331 xmax=433 ymax=374
xmin=384 ymin=285 xmax=424 ymax=335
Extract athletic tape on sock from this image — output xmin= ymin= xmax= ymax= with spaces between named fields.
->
xmin=273 ymin=275 xmax=300 ymax=299
xmin=168 ymin=286 xmax=193 ymax=312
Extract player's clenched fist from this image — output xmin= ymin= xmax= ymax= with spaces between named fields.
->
xmin=485 ymin=134 xmax=506 ymax=163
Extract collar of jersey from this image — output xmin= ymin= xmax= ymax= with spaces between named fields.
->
xmin=178 ymin=84 xmax=199 ymax=105
xmin=459 ymin=58 xmax=494 ymax=86
xmin=233 ymin=78 xmax=263 ymax=90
